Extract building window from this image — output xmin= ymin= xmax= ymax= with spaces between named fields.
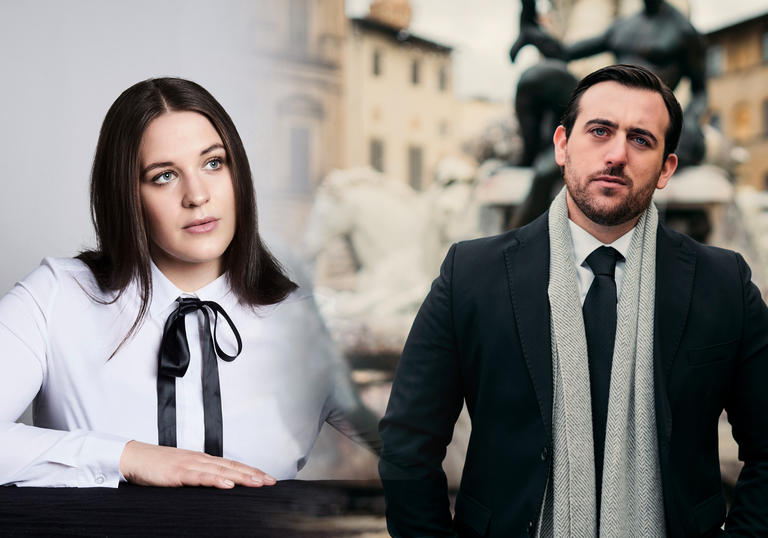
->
xmin=438 ymin=66 xmax=448 ymax=91
xmin=370 ymin=138 xmax=384 ymax=172
xmin=288 ymin=0 xmax=309 ymax=53
xmin=372 ymin=49 xmax=382 ymax=76
xmin=763 ymin=31 xmax=768 ymax=63
xmin=408 ymin=145 xmax=423 ymax=190
xmin=289 ymin=126 xmax=310 ymax=193
xmin=706 ymin=44 xmax=723 ymax=77
xmin=411 ymin=59 xmax=421 ymax=85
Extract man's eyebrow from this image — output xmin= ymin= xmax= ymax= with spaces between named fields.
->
xmin=141 ymin=144 xmax=226 ymax=176
xmin=585 ymin=118 xmax=618 ymax=129
xmin=628 ymin=127 xmax=658 ymax=145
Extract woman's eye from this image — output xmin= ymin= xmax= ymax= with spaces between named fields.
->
xmin=205 ymin=158 xmax=223 ymax=170
xmin=153 ymin=171 xmax=176 ymax=184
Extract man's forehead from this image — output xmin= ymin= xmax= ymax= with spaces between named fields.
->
xmin=575 ymin=81 xmax=669 ymax=134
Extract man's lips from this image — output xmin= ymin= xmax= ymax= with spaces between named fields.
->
xmin=183 ymin=217 xmax=219 ymax=233
xmin=591 ymin=175 xmax=628 ymax=186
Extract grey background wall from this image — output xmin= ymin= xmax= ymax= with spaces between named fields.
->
xmin=0 ymin=0 xmax=276 ymax=295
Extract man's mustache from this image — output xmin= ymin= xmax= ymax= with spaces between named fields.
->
xmin=590 ymin=165 xmax=632 ymax=184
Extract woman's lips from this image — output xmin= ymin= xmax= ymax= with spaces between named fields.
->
xmin=184 ymin=218 xmax=219 ymax=233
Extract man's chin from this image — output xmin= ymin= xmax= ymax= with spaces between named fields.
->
xmin=579 ymin=200 xmax=635 ymax=227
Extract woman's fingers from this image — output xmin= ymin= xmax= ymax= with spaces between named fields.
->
xmin=120 ymin=440 xmax=277 ymax=488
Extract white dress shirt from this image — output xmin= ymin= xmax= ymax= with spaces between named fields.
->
xmin=0 ymin=258 xmax=359 ymax=487
xmin=568 ymin=220 xmax=635 ymax=305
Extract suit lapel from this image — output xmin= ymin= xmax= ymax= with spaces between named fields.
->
xmin=653 ymin=223 xmax=696 ymax=480
xmin=655 ymin=223 xmax=697 ymax=378
xmin=504 ymin=213 xmax=553 ymax=439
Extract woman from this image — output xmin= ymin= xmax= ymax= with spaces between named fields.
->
xmin=0 ymin=78 xmax=374 ymax=488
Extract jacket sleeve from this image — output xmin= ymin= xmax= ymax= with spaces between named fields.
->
xmin=379 ymin=244 xmax=464 ymax=537
xmin=723 ymin=253 xmax=768 ymax=535
xmin=0 ymin=262 xmax=128 ymax=487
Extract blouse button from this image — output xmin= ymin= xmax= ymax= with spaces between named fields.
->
xmin=95 ymin=475 xmax=105 ymax=485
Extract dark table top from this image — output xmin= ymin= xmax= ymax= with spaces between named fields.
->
xmin=0 ymin=480 xmax=386 ymax=537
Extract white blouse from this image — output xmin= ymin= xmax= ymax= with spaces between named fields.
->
xmin=0 ymin=258 xmax=360 ymax=487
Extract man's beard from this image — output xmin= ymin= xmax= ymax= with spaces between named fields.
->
xmin=564 ymin=154 xmax=659 ymax=227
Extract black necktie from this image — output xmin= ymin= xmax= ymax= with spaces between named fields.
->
xmin=582 ymin=246 xmax=623 ymax=514
xmin=157 ymin=297 xmax=242 ymax=457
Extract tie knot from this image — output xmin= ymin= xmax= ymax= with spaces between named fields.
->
xmin=585 ymin=246 xmax=622 ymax=277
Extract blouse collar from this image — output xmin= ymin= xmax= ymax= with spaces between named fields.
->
xmin=148 ymin=261 xmax=233 ymax=322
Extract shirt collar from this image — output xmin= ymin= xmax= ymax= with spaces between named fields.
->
xmin=568 ymin=219 xmax=635 ymax=268
xmin=148 ymin=261 xmax=233 ymax=321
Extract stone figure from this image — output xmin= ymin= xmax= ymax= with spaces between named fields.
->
xmin=507 ymin=1 xmax=577 ymax=226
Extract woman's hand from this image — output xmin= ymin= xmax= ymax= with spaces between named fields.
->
xmin=119 ymin=440 xmax=276 ymax=488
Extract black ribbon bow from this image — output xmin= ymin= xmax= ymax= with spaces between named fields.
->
xmin=157 ymin=297 xmax=242 ymax=457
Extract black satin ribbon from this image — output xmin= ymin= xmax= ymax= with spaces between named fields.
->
xmin=157 ymin=297 xmax=242 ymax=457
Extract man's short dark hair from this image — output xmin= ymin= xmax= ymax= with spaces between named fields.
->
xmin=560 ymin=64 xmax=683 ymax=160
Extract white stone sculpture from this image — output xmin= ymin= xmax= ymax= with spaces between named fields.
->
xmin=303 ymin=163 xmax=486 ymax=350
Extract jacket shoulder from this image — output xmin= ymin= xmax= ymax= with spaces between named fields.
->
xmin=453 ymin=212 xmax=548 ymax=264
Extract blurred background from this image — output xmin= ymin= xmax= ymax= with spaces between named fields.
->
xmin=3 ymin=0 xmax=768 ymax=534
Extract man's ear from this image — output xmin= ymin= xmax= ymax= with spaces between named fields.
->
xmin=656 ymin=153 xmax=678 ymax=190
xmin=553 ymin=125 xmax=567 ymax=166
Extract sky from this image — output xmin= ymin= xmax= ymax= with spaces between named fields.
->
xmin=346 ymin=0 xmax=768 ymax=101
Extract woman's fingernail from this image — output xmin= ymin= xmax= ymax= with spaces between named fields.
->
xmin=264 ymin=475 xmax=276 ymax=484
xmin=223 ymin=479 xmax=234 ymax=487
xmin=251 ymin=476 xmax=263 ymax=485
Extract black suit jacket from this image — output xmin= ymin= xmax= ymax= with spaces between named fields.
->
xmin=379 ymin=213 xmax=768 ymax=537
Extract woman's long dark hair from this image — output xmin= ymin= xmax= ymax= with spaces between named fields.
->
xmin=78 ymin=78 xmax=296 ymax=346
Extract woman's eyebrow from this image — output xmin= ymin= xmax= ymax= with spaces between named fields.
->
xmin=200 ymin=143 xmax=225 ymax=156
xmin=141 ymin=161 xmax=173 ymax=176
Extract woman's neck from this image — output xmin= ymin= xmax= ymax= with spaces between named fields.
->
xmin=152 ymin=255 xmax=224 ymax=293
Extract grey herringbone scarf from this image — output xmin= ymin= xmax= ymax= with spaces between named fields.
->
xmin=539 ymin=188 xmax=665 ymax=537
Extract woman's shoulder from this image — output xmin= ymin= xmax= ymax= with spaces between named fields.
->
xmin=14 ymin=257 xmax=103 ymax=302
xmin=250 ymin=285 xmax=315 ymax=320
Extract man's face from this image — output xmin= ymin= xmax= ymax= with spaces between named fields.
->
xmin=554 ymin=81 xmax=677 ymax=235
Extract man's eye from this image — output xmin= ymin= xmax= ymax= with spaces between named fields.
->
xmin=592 ymin=127 xmax=607 ymax=136
xmin=633 ymin=136 xmax=649 ymax=146
xmin=153 ymin=171 xmax=176 ymax=184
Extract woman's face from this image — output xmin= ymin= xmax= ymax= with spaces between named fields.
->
xmin=138 ymin=111 xmax=236 ymax=282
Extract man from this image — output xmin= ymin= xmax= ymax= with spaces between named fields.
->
xmin=379 ymin=64 xmax=768 ymax=537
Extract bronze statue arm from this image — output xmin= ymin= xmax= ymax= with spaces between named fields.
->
xmin=562 ymin=32 xmax=610 ymax=61
xmin=509 ymin=25 xmax=609 ymax=64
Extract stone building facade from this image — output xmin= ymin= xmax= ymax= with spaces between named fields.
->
xmin=706 ymin=12 xmax=768 ymax=189
xmin=344 ymin=8 xmax=456 ymax=190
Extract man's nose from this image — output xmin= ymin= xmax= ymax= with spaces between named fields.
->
xmin=604 ymin=138 xmax=628 ymax=167
xmin=181 ymin=173 xmax=210 ymax=208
